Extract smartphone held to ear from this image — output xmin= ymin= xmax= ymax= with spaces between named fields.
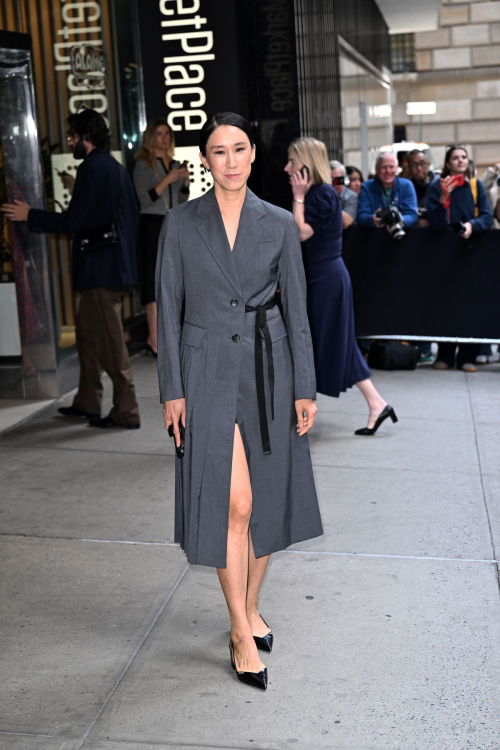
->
xmin=300 ymin=166 xmax=309 ymax=180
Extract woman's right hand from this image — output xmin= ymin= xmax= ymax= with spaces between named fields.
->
xmin=439 ymin=175 xmax=458 ymax=202
xmin=163 ymin=398 xmax=186 ymax=447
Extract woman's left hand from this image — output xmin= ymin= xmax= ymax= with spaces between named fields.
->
xmin=290 ymin=170 xmax=311 ymax=200
xmin=462 ymin=221 xmax=473 ymax=239
xmin=295 ymin=398 xmax=318 ymax=436
xmin=1 ymin=200 xmax=31 ymax=222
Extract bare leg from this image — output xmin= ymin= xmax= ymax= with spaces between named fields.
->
xmin=146 ymin=301 xmax=157 ymax=353
xmin=247 ymin=534 xmax=271 ymax=638
xmin=217 ymin=424 xmax=265 ymax=673
xmin=356 ymin=378 xmax=387 ymax=429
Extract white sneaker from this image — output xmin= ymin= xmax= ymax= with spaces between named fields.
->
xmin=476 ymin=355 xmax=488 ymax=364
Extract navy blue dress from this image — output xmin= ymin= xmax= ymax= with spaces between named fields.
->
xmin=301 ymin=183 xmax=371 ymax=397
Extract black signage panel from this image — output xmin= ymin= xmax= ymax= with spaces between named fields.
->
xmin=137 ymin=0 xmax=246 ymax=147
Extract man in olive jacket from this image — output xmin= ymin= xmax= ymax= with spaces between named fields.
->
xmin=2 ymin=109 xmax=140 ymax=428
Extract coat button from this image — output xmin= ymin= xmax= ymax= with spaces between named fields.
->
xmin=231 ymin=334 xmax=240 ymax=342
xmin=230 ymin=299 xmax=239 ymax=307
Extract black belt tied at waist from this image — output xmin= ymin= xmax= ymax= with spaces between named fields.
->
xmin=245 ymin=297 xmax=278 ymax=455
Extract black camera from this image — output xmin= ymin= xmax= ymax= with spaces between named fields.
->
xmin=332 ymin=175 xmax=345 ymax=187
xmin=375 ymin=205 xmax=406 ymax=240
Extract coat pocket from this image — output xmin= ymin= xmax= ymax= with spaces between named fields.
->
xmin=181 ymin=321 xmax=207 ymax=347
xmin=267 ymin=315 xmax=288 ymax=342
xmin=180 ymin=323 xmax=207 ymax=391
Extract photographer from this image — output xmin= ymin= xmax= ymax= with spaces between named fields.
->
xmin=357 ymin=151 xmax=418 ymax=235
xmin=1 ymin=109 xmax=141 ymax=428
xmin=481 ymin=162 xmax=500 ymax=228
xmin=426 ymin=145 xmax=493 ymax=372
xmin=330 ymin=160 xmax=357 ymax=229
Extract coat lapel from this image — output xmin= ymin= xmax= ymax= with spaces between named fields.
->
xmin=196 ymin=188 xmax=242 ymax=296
xmin=232 ymin=188 xmax=266 ymax=278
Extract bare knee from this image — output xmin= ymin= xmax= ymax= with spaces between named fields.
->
xmin=229 ymin=492 xmax=252 ymax=533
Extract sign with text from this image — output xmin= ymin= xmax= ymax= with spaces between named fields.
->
xmin=137 ymin=0 xmax=245 ymax=147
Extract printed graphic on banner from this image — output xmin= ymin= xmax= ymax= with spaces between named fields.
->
xmin=53 ymin=1 xmax=111 ymax=123
xmin=175 ymin=146 xmax=212 ymax=200
xmin=70 ymin=45 xmax=107 ymax=88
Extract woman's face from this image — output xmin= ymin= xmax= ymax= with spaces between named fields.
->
xmin=348 ymin=172 xmax=362 ymax=194
xmin=284 ymin=150 xmax=304 ymax=176
xmin=154 ymin=125 xmax=171 ymax=152
xmin=200 ymin=125 xmax=255 ymax=192
xmin=447 ymin=149 xmax=468 ymax=175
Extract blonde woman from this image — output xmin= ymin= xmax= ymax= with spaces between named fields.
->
xmin=133 ymin=118 xmax=190 ymax=355
xmin=284 ymin=138 xmax=397 ymax=436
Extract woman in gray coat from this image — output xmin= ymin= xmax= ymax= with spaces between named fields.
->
xmin=133 ymin=118 xmax=190 ymax=354
xmin=156 ymin=112 xmax=323 ymax=691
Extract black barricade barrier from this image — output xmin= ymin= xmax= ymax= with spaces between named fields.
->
xmin=342 ymin=226 xmax=500 ymax=340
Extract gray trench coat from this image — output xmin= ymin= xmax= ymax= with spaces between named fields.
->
xmin=156 ymin=187 xmax=323 ymax=567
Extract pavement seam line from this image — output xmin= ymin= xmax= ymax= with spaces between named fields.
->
xmin=3 ymin=534 xmax=500 ymax=564
xmin=75 ymin=564 xmax=189 ymax=750
xmin=0 ymin=731 xmax=74 ymax=739
xmin=285 ymin=549 xmax=500 ymax=563
xmin=465 ymin=374 xmax=500 ymax=594
xmin=0 ymin=442 xmax=482 ymax=477
xmin=0 ymin=443 xmax=175 ymax=459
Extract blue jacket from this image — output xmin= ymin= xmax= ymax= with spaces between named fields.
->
xmin=426 ymin=176 xmax=493 ymax=233
xmin=357 ymin=176 xmax=418 ymax=229
xmin=28 ymin=148 xmax=139 ymax=291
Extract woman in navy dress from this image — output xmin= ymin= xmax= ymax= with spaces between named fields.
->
xmin=284 ymin=138 xmax=397 ymax=435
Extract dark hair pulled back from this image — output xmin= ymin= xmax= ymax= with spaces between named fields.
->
xmin=441 ymin=145 xmax=472 ymax=180
xmin=66 ymin=108 xmax=110 ymax=149
xmin=199 ymin=112 xmax=255 ymax=156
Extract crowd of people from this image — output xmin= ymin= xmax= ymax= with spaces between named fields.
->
xmin=327 ymin=145 xmax=498 ymax=373
xmin=1 ymin=109 xmax=498 ymax=436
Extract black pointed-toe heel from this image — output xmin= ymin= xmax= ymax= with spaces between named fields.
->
xmin=229 ymin=640 xmax=268 ymax=690
xmin=253 ymin=616 xmax=273 ymax=653
xmin=355 ymin=405 xmax=398 ymax=436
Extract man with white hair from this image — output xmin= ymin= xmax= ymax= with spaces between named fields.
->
xmin=357 ymin=151 xmax=418 ymax=231
xmin=330 ymin=160 xmax=358 ymax=229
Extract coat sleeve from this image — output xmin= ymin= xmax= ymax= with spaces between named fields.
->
xmin=277 ymin=214 xmax=316 ymax=401
xmin=481 ymin=167 xmax=497 ymax=192
xmin=356 ymin=183 xmax=375 ymax=227
xmin=427 ymin=179 xmax=448 ymax=229
xmin=400 ymin=181 xmax=418 ymax=228
xmin=28 ymin=160 xmax=98 ymax=235
xmin=471 ymin=179 xmax=493 ymax=233
xmin=133 ymin=158 xmax=161 ymax=210
xmin=155 ymin=210 xmax=185 ymax=403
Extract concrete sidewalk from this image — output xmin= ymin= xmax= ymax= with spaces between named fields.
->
xmin=1 ymin=355 xmax=500 ymax=750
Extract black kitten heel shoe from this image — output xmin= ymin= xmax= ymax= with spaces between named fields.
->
xmin=355 ymin=405 xmax=398 ymax=436
xmin=229 ymin=640 xmax=268 ymax=690
xmin=253 ymin=617 xmax=273 ymax=653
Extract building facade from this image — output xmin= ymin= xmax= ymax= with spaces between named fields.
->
xmin=392 ymin=0 xmax=500 ymax=174
xmin=0 ymin=0 xmax=390 ymax=398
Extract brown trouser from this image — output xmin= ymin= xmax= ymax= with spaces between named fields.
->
xmin=72 ymin=288 xmax=140 ymax=425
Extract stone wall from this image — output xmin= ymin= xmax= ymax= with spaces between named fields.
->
xmin=392 ymin=0 xmax=500 ymax=174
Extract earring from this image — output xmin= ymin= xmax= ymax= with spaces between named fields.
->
xmin=203 ymin=166 xmax=210 ymax=174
